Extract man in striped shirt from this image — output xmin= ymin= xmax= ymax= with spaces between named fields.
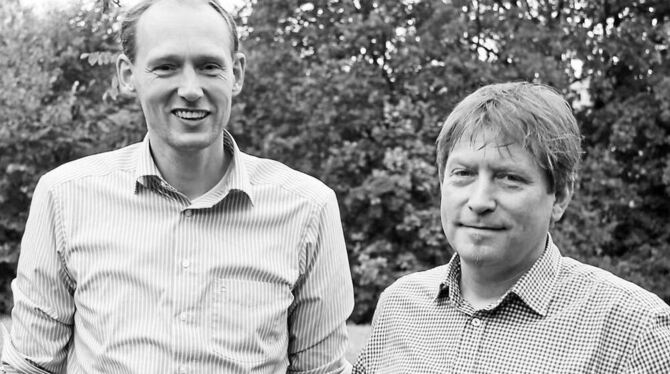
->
xmin=1 ymin=0 xmax=353 ymax=373
xmin=353 ymin=82 xmax=670 ymax=373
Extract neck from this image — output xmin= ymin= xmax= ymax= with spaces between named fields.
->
xmin=459 ymin=249 xmax=543 ymax=310
xmin=459 ymin=262 xmax=525 ymax=309
xmin=150 ymin=138 xmax=229 ymax=200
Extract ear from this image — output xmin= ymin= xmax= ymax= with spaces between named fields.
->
xmin=551 ymin=181 xmax=574 ymax=223
xmin=116 ymin=53 xmax=136 ymax=96
xmin=231 ymin=51 xmax=246 ymax=96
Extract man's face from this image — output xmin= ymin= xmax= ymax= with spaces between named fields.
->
xmin=117 ymin=0 xmax=245 ymax=154
xmin=440 ymin=129 xmax=570 ymax=275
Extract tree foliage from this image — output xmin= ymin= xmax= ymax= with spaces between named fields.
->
xmin=1 ymin=0 xmax=668 ymax=322
xmin=236 ymin=0 xmax=670 ymax=322
xmin=0 ymin=0 xmax=145 ymax=313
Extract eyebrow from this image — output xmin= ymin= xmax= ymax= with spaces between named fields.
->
xmin=146 ymin=53 xmax=227 ymax=66
xmin=447 ymin=154 xmax=526 ymax=171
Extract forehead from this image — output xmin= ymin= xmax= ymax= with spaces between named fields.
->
xmin=135 ymin=0 xmax=233 ymax=60
xmin=447 ymin=129 xmax=541 ymax=169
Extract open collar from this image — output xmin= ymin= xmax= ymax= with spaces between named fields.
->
xmin=132 ymin=131 xmax=255 ymax=206
xmin=435 ymin=235 xmax=561 ymax=317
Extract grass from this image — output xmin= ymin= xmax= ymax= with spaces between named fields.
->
xmin=345 ymin=323 xmax=371 ymax=363
xmin=0 ymin=315 xmax=371 ymax=364
xmin=0 ymin=314 xmax=9 ymax=354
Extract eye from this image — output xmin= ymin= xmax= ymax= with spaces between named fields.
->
xmin=450 ymin=168 xmax=475 ymax=178
xmin=151 ymin=64 xmax=176 ymax=75
xmin=201 ymin=63 xmax=223 ymax=74
xmin=497 ymin=173 xmax=526 ymax=185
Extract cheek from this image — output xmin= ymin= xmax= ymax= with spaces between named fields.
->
xmin=512 ymin=198 xmax=552 ymax=233
xmin=206 ymin=85 xmax=234 ymax=103
xmin=440 ymin=192 xmax=459 ymax=225
xmin=440 ymin=198 xmax=449 ymax=224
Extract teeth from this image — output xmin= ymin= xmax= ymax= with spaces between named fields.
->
xmin=174 ymin=110 xmax=207 ymax=120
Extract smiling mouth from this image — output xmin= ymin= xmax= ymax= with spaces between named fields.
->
xmin=460 ymin=224 xmax=505 ymax=231
xmin=172 ymin=109 xmax=210 ymax=121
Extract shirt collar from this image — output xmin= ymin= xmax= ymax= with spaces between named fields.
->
xmin=435 ymin=234 xmax=562 ymax=317
xmin=434 ymin=254 xmax=463 ymax=303
xmin=508 ymin=235 xmax=561 ymax=316
xmin=133 ymin=131 xmax=255 ymax=206
xmin=134 ymin=134 xmax=161 ymax=189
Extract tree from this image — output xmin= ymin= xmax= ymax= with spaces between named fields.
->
xmin=0 ymin=0 xmax=144 ymax=313
xmin=1 ymin=0 xmax=668 ymax=321
xmin=236 ymin=0 xmax=670 ymax=321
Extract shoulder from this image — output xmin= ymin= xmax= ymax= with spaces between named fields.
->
xmin=559 ymin=258 xmax=670 ymax=369
xmin=377 ymin=265 xmax=449 ymax=313
xmin=37 ymin=143 xmax=140 ymax=191
xmin=240 ymin=152 xmax=335 ymax=205
xmin=558 ymin=257 xmax=670 ymax=319
xmin=386 ymin=265 xmax=449 ymax=298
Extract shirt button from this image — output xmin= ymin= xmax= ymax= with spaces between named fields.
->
xmin=184 ymin=210 xmax=193 ymax=217
xmin=471 ymin=318 xmax=482 ymax=327
xmin=178 ymin=365 xmax=187 ymax=374
xmin=182 ymin=259 xmax=191 ymax=269
xmin=179 ymin=312 xmax=188 ymax=322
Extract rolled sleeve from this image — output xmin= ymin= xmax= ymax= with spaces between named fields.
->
xmin=287 ymin=190 xmax=354 ymax=373
xmin=1 ymin=177 xmax=75 ymax=373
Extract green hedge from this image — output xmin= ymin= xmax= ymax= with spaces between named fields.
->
xmin=1 ymin=0 xmax=669 ymax=322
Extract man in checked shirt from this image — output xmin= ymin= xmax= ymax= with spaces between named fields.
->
xmin=353 ymin=82 xmax=670 ymax=373
xmin=2 ymin=0 xmax=353 ymax=373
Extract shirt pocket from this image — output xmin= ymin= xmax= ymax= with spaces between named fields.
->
xmin=209 ymin=278 xmax=292 ymax=363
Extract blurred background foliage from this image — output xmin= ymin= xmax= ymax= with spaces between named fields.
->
xmin=1 ymin=0 xmax=669 ymax=322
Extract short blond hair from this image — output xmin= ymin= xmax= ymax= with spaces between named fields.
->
xmin=436 ymin=82 xmax=582 ymax=194
xmin=119 ymin=0 xmax=239 ymax=62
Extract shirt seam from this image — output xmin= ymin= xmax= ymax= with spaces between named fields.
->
xmin=298 ymin=200 xmax=327 ymax=277
xmin=242 ymin=154 xmax=331 ymax=208
xmin=51 ymin=188 xmax=75 ymax=292
xmin=45 ymin=168 xmax=135 ymax=289
xmin=45 ymin=166 xmax=135 ymax=192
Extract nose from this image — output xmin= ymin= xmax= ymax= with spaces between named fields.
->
xmin=467 ymin=177 xmax=496 ymax=214
xmin=177 ymin=66 xmax=204 ymax=102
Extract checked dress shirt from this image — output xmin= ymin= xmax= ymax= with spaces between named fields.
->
xmin=353 ymin=237 xmax=670 ymax=373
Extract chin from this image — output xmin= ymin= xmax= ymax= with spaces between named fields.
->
xmin=454 ymin=243 xmax=501 ymax=266
xmin=169 ymin=133 xmax=220 ymax=150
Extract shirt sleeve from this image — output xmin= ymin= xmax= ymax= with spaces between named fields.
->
xmin=287 ymin=189 xmax=354 ymax=374
xmin=624 ymin=307 xmax=670 ymax=373
xmin=1 ymin=177 xmax=75 ymax=373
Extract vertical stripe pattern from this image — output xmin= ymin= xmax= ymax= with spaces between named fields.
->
xmin=1 ymin=131 xmax=354 ymax=374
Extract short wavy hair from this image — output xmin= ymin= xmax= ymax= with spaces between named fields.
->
xmin=436 ymin=82 xmax=582 ymax=194
xmin=119 ymin=0 xmax=239 ymax=62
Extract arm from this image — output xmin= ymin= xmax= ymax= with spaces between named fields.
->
xmin=623 ymin=307 xmax=670 ymax=373
xmin=351 ymin=289 xmax=391 ymax=374
xmin=1 ymin=177 xmax=75 ymax=373
xmin=287 ymin=190 xmax=354 ymax=374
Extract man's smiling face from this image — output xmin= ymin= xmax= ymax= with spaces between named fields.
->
xmin=120 ymin=0 xmax=245 ymax=154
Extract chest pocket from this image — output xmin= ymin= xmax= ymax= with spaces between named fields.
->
xmin=209 ymin=278 xmax=292 ymax=363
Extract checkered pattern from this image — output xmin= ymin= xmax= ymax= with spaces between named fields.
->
xmin=353 ymin=238 xmax=670 ymax=373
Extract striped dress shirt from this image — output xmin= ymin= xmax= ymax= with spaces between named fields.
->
xmin=1 ymin=131 xmax=354 ymax=374
xmin=353 ymin=237 xmax=670 ymax=373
